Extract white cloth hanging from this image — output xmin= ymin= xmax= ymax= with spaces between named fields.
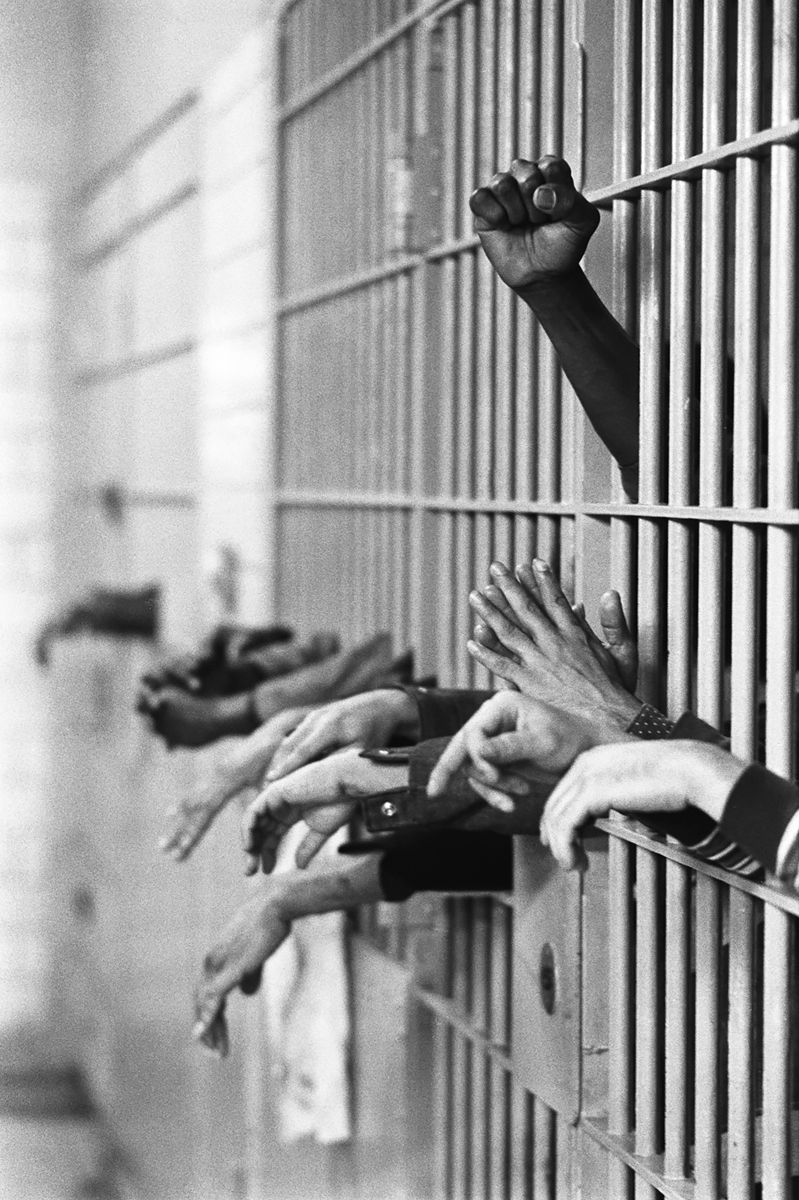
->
xmin=262 ymin=823 xmax=351 ymax=1144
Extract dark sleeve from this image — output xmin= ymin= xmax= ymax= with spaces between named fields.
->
xmin=360 ymin=736 xmax=548 ymax=836
xmin=395 ymin=686 xmax=495 ymax=740
xmin=377 ymin=830 xmax=513 ymax=901
xmin=718 ymin=764 xmax=799 ymax=876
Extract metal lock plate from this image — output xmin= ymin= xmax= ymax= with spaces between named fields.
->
xmin=512 ymin=836 xmax=582 ymax=1123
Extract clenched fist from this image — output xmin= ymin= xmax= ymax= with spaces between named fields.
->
xmin=470 ymin=155 xmax=599 ymax=290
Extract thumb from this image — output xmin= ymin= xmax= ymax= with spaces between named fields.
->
xmin=533 ymin=184 xmax=600 ymax=237
xmin=599 ymin=591 xmax=638 ymax=691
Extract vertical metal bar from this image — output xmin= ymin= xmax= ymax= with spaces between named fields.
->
xmin=609 ymin=0 xmax=636 ymax=607
xmin=432 ymin=1015 xmax=450 ymax=1200
xmin=608 ymin=833 xmax=634 ymax=1197
xmin=441 ymin=14 xmax=459 ymax=249
xmin=490 ymin=900 xmax=511 ymax=1196
xmin=458 ymin=2 xmax=478 ymax=239
xmin=729 ymin=0 xmax=762 ymax=764
xmin=395 ymin=269 xmax=411 ymax=493
xmin=437 ymin=511 xmax=457 ymax=684
xmin=727 ymin=889 xmax=755 ymax=1200
xmin=457 ymin=251 xmax=476 ymax=499
xmin=473 ymin=513 xmax=493 ymax=688
xmin=761 ymin=905 xmax=792 ymax=1200
xmin=490 ymin=899 xmax=510 ymax=1050
xmin=694 ymin=873 xmax=721 ymax=1200
xmin=451 ymin=1031 xmax=471 ymax=1198
xmin=451 ymin=898 xmax=472 ymax=1198
xmin=492 ymin=514 xmax=512 ymax=581
xmin=475 ymin=0 xmax=497 ymax=502
xmin=634 ymin=849 xmax=661 ymax=1198
xmin=454 ymin=513 xmax=474 ymax=688
xmin=637 ymin=0 xmax=665 ymax=710
xmin=663 ymin=860 xmax=690 ymax=1180
xmin=439 ymin=259 xmax=458 ymax=496
xmin=493 ymin=0 xmax=516 ymax=504
xmin=508 ymin=1079 xmax=528 ymax=1200
xmin=532 ymin=1098 xmax=555 ymax=1200
xmin=695 ymin=0 xmax=727 ymax=731
xmin=438 ymin=18 xmax=458 ymax=499
xmin=535 ymin=0 xmax=564 ymax=568
xmin=666 ymin=0 xmax=695 ymax=719
xmin=765 ymin=0 xmax=798 ymax=825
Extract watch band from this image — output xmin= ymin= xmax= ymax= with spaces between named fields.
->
xmin=626 ymin=702 xmax=675 ymax=740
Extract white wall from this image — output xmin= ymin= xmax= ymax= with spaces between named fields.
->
xmin=78 ymin=0 xmax=266 ymax=182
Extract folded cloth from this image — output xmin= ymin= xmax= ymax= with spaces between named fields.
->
xmin=263 ymin=824 xmax=351 ymax=1144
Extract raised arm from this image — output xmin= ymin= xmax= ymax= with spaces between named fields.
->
xmin=471 ymin=155 xmax=640 ymax=499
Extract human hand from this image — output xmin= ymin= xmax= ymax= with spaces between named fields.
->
xmin=427 ymin=691 xmax=614 ymax=812
xmin=158 ymin=707 xmax=311 ymax=860
xmin=192 ymin=882 xmax=293 ymax=1055
xmin=264 ymin=689 xmax=419 ymax=782
xmin=242 ymin=748 xmax=408 ymax=874
xmin=540 ymin=740 xmax=747 ymax=871
xmin=470 ymin=156 xmax=600 ymax=291
xmin=467 ymin=560 xmax=641 ymax=735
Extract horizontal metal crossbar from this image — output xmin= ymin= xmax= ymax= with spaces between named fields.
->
xmin=410 ymin=983 xmax=514 ymax=1072
xmin=75 ymin=182 xmax=198 ymax=270
xmin=594 ymin=817 xmax=799 ymax=918
xmin=580 ymin=1118 xmax=696 ymax=1200
xmin=74 ymin=338 xmax=195 ymax=387
xmin=278 ymin=0 xmax=471 ymax=122
xmin=272 ymin=490 xmax=799 ymax=525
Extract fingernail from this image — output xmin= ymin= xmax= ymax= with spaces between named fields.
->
xmin=536 ymin=185 xmax=556 ymax=211
xmin=532 ymin=558 xmax=548 ymax=573
xmin=191 ymin=1021 xmax=207 ymax=1041
xmin=490 ymin=561 xmax=509 ymax=576
xmin=492 ymin=795 xmax=516 ymax=814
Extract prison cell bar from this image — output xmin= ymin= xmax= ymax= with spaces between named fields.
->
xmin=728 ymin=0 xmax=761 ymax=769
xmin=762 ymin=0 xmax=799 ymax=1194
xmin=513 ymin=0 xmax=540 ymax=507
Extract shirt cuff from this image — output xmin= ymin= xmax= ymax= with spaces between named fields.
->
xmin=392 ymin=685 xmax=494 ymax=742
xmin=719 ymin=763 xmax=799 ymax=875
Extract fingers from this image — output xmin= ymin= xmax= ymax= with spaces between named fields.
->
xmin=467 ymin=775 xmax=516 ymax=814
xmin=265 ymin=712 xmax=331 ymax=782
xmin=485 ymin=562 xmax=552 ymax=643
xmin=427 ymin=729 xmax=471 ymax=796
xmin=471 ymin=620 xmax=504 ymax=654
xmin=599 ymin=591 xmax=639 ymax=692
xmin=470 ymin=162 xmax=548 ymax=232
xmin=525 ymin=559 xmax=580 ymax=634
xmin=427 ymin=693 xmax=518 ymax=796
xmin=467 ymin=637 xmax=524 ymax=687
xmin=295 ymin=828 xmax=332 ymax=868
xmin=159 ymin=800 xmax=218 ymax=861
xmin=468 ymin=591 xmax=540 ymax=664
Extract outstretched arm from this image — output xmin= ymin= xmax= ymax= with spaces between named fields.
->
xmin=471 ymin=155 xmax=640 ymax=499
xmin=193 ymin=853 xmax=385 ymax=1055
xmin=159 ymin=706 xmax=313 ymax=860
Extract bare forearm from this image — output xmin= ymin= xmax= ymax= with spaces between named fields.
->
xmin=517 ymin=269 xmax=640 ymax=498
xmin=273 ymin=853 xmax=385 ymax=921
